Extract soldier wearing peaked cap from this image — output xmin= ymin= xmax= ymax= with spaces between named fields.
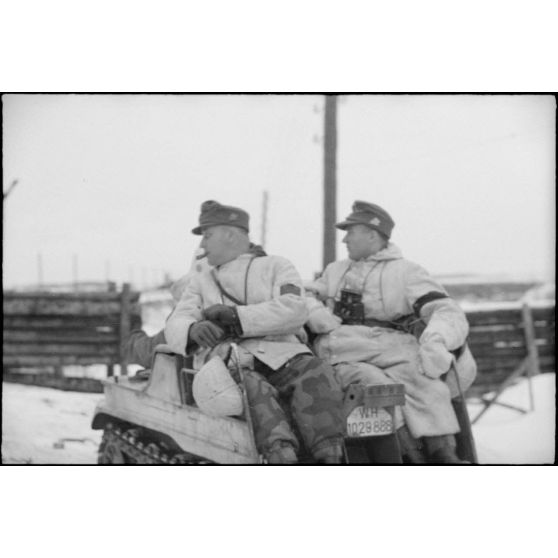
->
xmin=334 ymin=201 xmax=395 ymax=238
xmin=191 ymin=200 xmax=250 ymax=235
xmin=124 ymin=203 xmax=270 ymax=370
xmin=124 ymin=203 xmax=258 ymax=371
xmin=165 ymin=200 xmax=346 ymax=464
xmin=305 ymin=200 xmax=477 ymax=464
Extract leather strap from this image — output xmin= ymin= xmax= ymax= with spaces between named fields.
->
xmin=360 ymin=315 xmax=420 ymax=333
xmin=210 ymin=255 xmax=258 ymax=306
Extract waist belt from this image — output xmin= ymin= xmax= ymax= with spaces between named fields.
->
xmin=362 ymin=318 xmax=410 ymax=332
xmin=343 ymin=315 xmax=421 ymax=334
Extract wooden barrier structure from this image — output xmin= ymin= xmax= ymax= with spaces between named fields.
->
xmin=3 ymin=284 xmax=141 ymax=392
xmin=3 ymin=288 xmax=554 ymax=403
xmin=465 ymin=302 xmax=555 ymax=422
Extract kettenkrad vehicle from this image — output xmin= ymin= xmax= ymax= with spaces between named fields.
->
xmin=92 ymin=344 xmax=477 ymax=464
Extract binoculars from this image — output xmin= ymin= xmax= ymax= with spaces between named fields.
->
xmin=333 ymin=288 xmax=365 ymax=325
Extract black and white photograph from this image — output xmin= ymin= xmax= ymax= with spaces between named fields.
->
xmin=2 ymin=93 xmax=555 ymax=466
xmin=1 ymin=2 xmax=557 ymax=556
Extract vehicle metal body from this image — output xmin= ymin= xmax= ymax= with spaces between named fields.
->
xmin=92 ymin=344 xmax=476 ymax=464
xmin=92 ymin=346 xmax=259 ymax=464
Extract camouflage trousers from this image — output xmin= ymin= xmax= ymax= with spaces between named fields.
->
xmin=243 ymin=354 xmax=345 ymax=462
xmin=126 ymin=331 xmax=345 ymax=462
xmin=125 ymin=329 xmax=167 ymax=368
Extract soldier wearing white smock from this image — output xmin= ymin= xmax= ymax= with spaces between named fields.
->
xmin=165 ymin=201 xmax=345 ymax=464
xmin=305 ymin=201 xmax=477 ymax=464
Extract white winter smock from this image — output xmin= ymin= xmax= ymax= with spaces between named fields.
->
xmin=305 ymin=243 xmax=477 ymax=438
xmin=165 ymin=253 xmax=312 ymax=370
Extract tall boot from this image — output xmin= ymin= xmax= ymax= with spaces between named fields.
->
xmin=397 ymin=426 xmax=427 ymax=464
xmin=313 ymin=440 xmax=345 ymax=464
xmin=265 ymin=441 xmax=298 ymax=464
xmin=424 ymin=435 xmax=469 ymax=464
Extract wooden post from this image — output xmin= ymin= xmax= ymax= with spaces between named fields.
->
xmin=119 ymin=283 xmax=132 ymax=376
xmin=472 ymin=305 xmax=541 ymax=423
xmin=323 ymin=95 xmax=338 ymax=269
xmin=521 ymin=303 xmax=540 ymax=411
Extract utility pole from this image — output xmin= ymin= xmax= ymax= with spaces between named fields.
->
xmin=261 ymin=190 xmax=269 ymax=249
xmin=323 ymin=95 xmax=338 ymax=269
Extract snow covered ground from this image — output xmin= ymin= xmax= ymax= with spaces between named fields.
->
xmin=467 ymin=372 xmax=555 ymax=464
xmin=2 ymin=373 xmax=554 ymax=464
xmin=2 ymin=383 xmax=104 ymax=464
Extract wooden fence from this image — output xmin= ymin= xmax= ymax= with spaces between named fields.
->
xmin=3 ymin=284 xmax=141 ymax=391
xmin=3 ymin=290 xmax=554 ymax=396
xmin=466 ymin=302 xmax=555 ymax=398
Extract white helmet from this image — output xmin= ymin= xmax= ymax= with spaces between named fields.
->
xmin=192 ymin=356 xmax=243 ymax=417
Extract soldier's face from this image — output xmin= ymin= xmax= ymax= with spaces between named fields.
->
xmin=342 ymin=225 xmax=383 ymax=260
xmin=200 ymin=226 xmax=232 ymax=266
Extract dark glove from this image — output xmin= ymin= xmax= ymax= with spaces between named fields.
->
xmin=188 ymin=320 xmax=225 ymax=349
xmin=203 ymin=304 xmax=243 ymax=334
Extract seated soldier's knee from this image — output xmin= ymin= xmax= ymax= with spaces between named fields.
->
xmin=126 ymin=329 xmax=166 ymax=368
xmin=334 ymin=361 xmax=390 ymax=390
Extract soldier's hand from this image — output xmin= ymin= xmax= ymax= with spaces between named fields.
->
xmin=203 ymin=304 xmax=239 ymax=327
xmin=188 ymin=320 xmax=225 ymax=348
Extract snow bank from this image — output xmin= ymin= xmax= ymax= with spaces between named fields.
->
xmin=2 ymin=373 xmax=554 ymax=464
xmin=2 ymin=383 xmax=103 ymax=464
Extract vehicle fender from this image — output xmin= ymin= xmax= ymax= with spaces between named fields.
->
xmin=91 ymin=401 xmax=113 ymax=430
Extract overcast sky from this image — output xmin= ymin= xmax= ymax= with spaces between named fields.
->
xmin=2 ymin=94 xmax=555 ymax=289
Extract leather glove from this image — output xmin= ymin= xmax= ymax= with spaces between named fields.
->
xmin=188 ymin=320 xmax=225 ymax=349
xmin=418 ymin=339 xmax=453 ymax=379
xmin=203 ymin=304 xmax=242 ymax=333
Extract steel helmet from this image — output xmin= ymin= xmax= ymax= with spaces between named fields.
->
xmin=192 ymin=355 xmax=243 ymax=417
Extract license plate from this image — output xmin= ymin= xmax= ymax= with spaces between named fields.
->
xmin=346 ymin=406 xmax=393 ymax=437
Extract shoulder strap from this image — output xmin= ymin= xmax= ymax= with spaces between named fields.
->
xmin=332 ymin=261 xmax=353 ymax=297
xmin=210 ymin=255 xmax=258 ymax=306
xmin=211 ymin=269 xmax=244 ymax=305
